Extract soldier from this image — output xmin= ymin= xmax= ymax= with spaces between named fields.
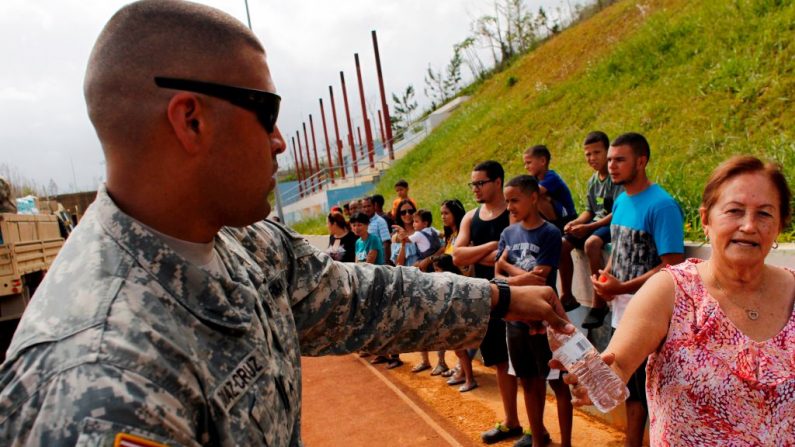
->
xmin=0 ymin=177 xmax=16 ymax=213
xmin=0 ymin=1 xmax=572 ymax=446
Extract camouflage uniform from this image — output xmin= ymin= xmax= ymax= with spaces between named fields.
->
xmin=0 ymin=187 xmax=491 ymax=446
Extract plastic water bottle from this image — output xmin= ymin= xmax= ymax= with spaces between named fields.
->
xmin=547 ymin=327 xmax=629 ymax=412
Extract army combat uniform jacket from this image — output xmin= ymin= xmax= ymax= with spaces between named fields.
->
xmin=0 ymin=187 xmax=491 ymax=446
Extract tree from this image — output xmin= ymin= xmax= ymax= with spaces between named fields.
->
xmin=470 ymin=0 xmax=538 ymax=69
xmin=391 ymin=85 xmax=418 ymax=137
xmin=424 ymin=64 xmax=446 ymax=109
xmin=455 ymin=37 xmax=486 ymax=80
xmin=443 ymin=47 xmax=463 ymax=98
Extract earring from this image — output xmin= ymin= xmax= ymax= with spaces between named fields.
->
xmin=773 ymin=241 xmax=779 ymax=249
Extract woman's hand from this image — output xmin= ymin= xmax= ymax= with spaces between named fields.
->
xmin=391 ymin=225 xmax=408 ymax=242
xmin=551 ymin=352 xmax=617 ymax=407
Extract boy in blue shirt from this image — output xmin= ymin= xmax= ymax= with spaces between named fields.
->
xmin=523 ymin=144 xmax=579 ymax=311
xmin=350 ymin=212 xmax=384 ymax=265
xmin=495 ymin=175 xmax=573 ymax=447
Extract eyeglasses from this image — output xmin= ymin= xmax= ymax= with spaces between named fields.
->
xmin=154 ymin=77 xmax=281 ymax=133
xmin=467 ymin=179 xmax=495 ymax=189
xmin=399 ymin=209 xmax=416 ymax=216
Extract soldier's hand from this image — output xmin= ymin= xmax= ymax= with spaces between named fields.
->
xmin=505 ymin=285 xmax=574 ymax=334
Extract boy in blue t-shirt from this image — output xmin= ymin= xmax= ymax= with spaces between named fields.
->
xmin=495 ymin=175 xmax=573 ymax=447
xmin=350 ymin=212 xmax=384 ymax=265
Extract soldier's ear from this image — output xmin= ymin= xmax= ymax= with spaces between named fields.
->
xmin=166 ymin=93 xmax=208 ymax=155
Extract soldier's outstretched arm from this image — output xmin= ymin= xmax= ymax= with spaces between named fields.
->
xmin=281 ymin=230 xmax=572 ymax=356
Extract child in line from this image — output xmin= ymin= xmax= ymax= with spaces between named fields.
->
xmin=404 ymin=209 xmax=447 ymax=375
xmin=522 ymin=144 xmax=579 ymax=311
xmin=350 ymin=212 xmax=384 ymax=265
xmin=559 ymin=131 xmax=624 ymax=328
xmin=431 ymin=254 xmax=478 ymax=392
xmin=408 ymin=209 xmax=444 ymax=271
xmin=495 ymin=175 xmax=572 ymax=447
xmin=391 ymin=179 xmax=417 ymax=220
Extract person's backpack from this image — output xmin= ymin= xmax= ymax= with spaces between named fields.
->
xmin=416 ymin=227 xmax=442 ymax=259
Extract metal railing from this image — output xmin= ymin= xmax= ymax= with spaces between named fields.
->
xmin=281 ymin=127 xmax=429 ymax=207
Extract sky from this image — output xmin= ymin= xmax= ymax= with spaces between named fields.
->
xmin=0 ymin=0 xmax=575 ymax=194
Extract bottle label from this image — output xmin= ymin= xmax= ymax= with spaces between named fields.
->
xmin=555 ymin=331 xmax=591 ymax=366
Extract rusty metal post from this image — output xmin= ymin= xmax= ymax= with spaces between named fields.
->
xmin=309 ymin=114 xmax=322 ymax=190
xmin=356 ymin=126 xmax=363 ymax=159
xmin=354 ymin=53 xmax=375 ymax=169
xmin=302 ymin=122 xmax=315 ymax=192
xmin=319 ymin=98 xmax=335 ymax=184
xmin=328 ymin=86 xmax=346 ymax=179
xmin=296 ymin=132 xmax=309 ymax=195
xmin=293 ymin=135 xmax=305 ymax=198
xmin=340 ymin=71 xmax=358 ymax=174
xmin=372 ymin=30 xmax=394 ymax=160
xmin=290 ymin=138 xmax=300 ymax=198
xmin=377 ymin=109 xmax=386 ymax=150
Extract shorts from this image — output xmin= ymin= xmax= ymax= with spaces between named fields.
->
xmin=611 ymin=328 xmax=648 ymax=408
xmin=563 ymin=225 xmax=611 ymax=249
xmin=479 ymin=316 xmax=509 ymax=367
xmin=551 ymin=213 xmax=577 ymax=233
xmin=627 ymin=359 xmax=648 ymax=409
xmin=506 ymin=322 xmax=553 ymax=378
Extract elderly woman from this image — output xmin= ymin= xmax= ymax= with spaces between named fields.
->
xmin=567 ymin=156 xmax=794 ymax=445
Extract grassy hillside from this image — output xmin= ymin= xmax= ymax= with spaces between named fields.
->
xmin=297 ymin=0 xmax=795 ymax=239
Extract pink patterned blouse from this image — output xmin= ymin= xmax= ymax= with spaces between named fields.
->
xmin=647 ymin=259 xmax=795 ymax=446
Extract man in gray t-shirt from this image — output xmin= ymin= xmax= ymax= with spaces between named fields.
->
xmin=559 ymin=131 xmax=623 ymax=328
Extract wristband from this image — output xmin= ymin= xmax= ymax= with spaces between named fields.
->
xmin=489 ymin=278 xmax=510 ymax=319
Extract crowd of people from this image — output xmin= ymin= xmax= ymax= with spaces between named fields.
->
xmin=0 ymin=2 xmax=791 ymax=446
xmin=324 ymin=131 xmax=794 ymax=447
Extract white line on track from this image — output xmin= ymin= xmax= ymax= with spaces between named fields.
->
xmin=356 ymin=356 xmax=464 ymax=447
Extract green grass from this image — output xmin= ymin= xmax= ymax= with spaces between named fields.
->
xmin=295 ymin=0 xmax=795 ymax=238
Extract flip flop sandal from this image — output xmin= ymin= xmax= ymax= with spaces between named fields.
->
xmin=411 ymin=362 xmax=431 ymax=373
xmin=459 ymin=382 xmax=478 ymax=392
xmin=446 ymin=376 xmax=465 ymax=386
xmin=430 ymin=364 xmax=449 ymax=376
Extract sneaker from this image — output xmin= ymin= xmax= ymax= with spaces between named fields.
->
xmin=430 ymin=364 xmax=449 ymax=376
xmin=513 ymin=431 xmax=551 ymax=447
xmin=481 ymin=423 xmax=523 ymax=444
xmin=561 ymin=295 xmax=581 ymax=312
xmin=582 ymin=306 xmax=609 ymax=329
xmin=386 ymin=359 xmax=404 ymax=369
xmin=370 ymin=355 xmax=389 ymax=364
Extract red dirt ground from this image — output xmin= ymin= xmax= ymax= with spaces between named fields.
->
xmin=302 ymin=352 xmax=632 ymax=446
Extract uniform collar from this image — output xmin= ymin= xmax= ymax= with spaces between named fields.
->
xmin=94 ymin=185 xmax=254 ymax=332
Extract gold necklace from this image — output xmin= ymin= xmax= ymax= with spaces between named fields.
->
xmin=711 ymin=269 xmax=763 ymax=321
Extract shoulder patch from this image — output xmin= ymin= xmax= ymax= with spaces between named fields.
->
xmin=114 ymin=433 xmax=167 ymax=447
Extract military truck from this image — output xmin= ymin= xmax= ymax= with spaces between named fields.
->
xmin=0 ymin=213 xmax=64 ymax=362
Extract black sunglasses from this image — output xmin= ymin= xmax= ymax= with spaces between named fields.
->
xmin=154 ymin=77 xmax=281 ymax=133
xmin=399 ymin=209 xmax=416 ymax=216
xmin=467 ymin=179 xmax=494 ymax=189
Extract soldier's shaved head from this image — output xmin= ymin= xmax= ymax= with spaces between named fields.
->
xmin=84 ymin=0 xmax=264 ymax=153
